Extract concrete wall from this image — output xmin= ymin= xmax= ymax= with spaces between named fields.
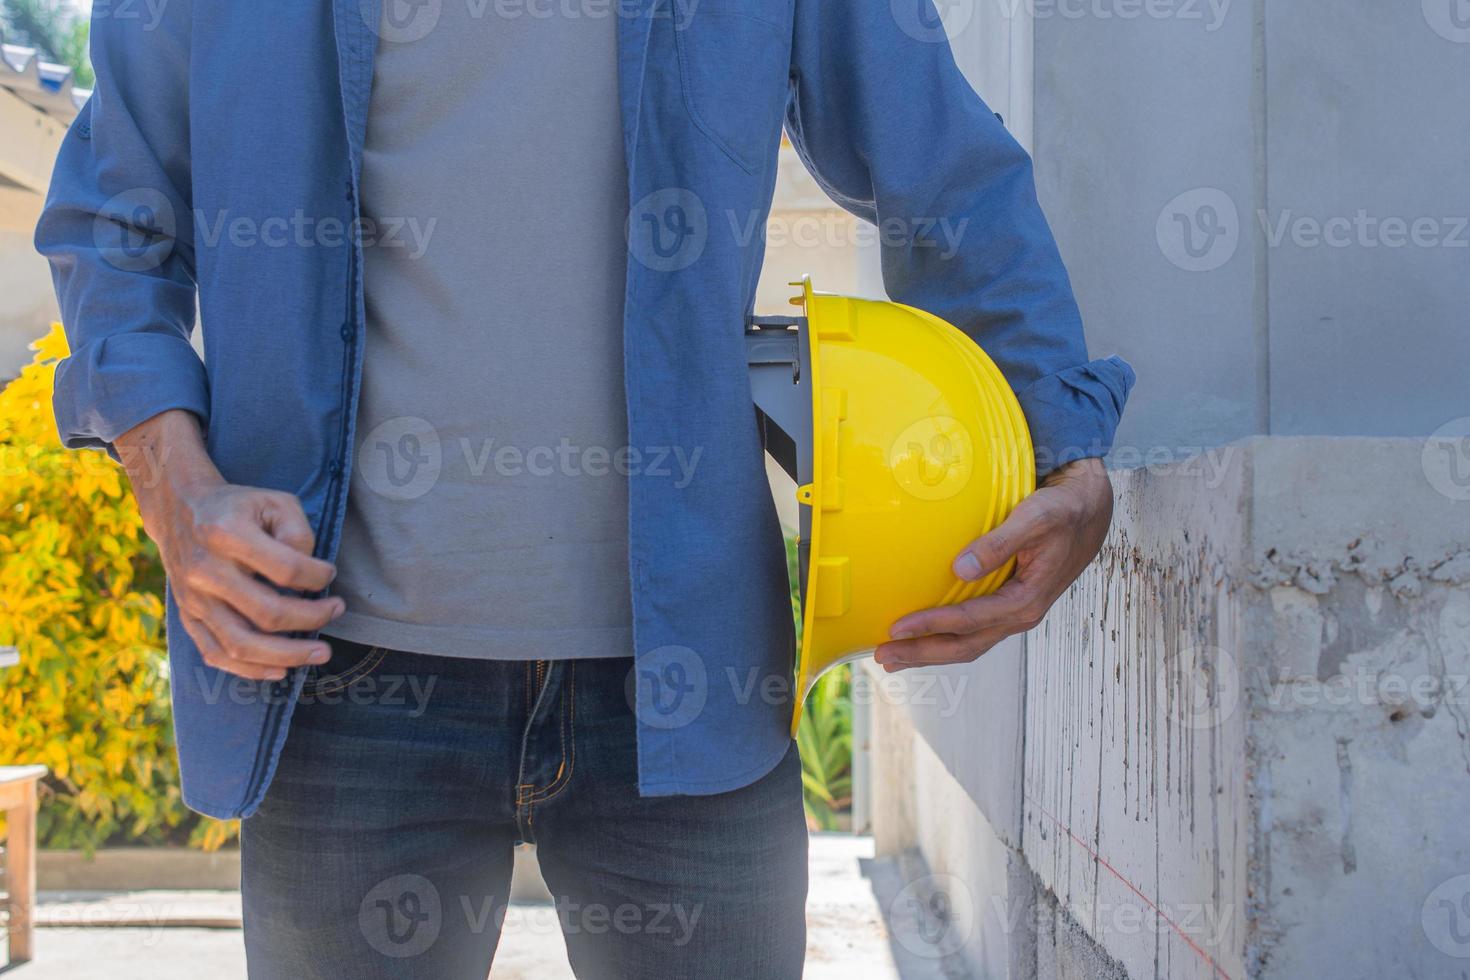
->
xmin=1027 ymin=437 xmax=1470 ymax=978
xmin=0 ymin=39 xmax=84 ymax=378
xmin=0 ymin=81 xmax=72 ymax=378
xmin=865 ymin=4 xmax=1470 ymax=977
xmin=871 ymin=438 xmax=1470 ymax=978
xmin=1030 ymin=0 xmax=1470 ymax=453
xmin=867 ymin=654 xmax=1032 ymax=978
xmin=1022 ymin=443 xmax=1252 ymax=980
xmin=0 ymin=181 xmax=59 ymax=378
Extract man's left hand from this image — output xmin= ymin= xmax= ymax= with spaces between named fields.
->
xmin=875 ymin=456 xmax=1114 ymax=671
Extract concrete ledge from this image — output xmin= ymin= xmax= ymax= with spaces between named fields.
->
xmin=38 ymin=844 xmax=553 ymax=906
xmin=38 ymin=849 xmax=240 ymax=892
xmin=36 ymin=890 xmax=242 ymax=929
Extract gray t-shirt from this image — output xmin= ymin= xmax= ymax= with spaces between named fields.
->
xmin=324 ymin=4 xmax=632 ymax=660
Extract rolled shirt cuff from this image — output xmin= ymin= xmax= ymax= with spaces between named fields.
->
xmin=52 ymin=330 xmax=210 ymax=458
xmin=1015 ymin=355 xmax=1136 ymax=477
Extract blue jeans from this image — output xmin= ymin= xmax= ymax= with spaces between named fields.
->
xmin=240 ymin=640 xmax=808 ymax=979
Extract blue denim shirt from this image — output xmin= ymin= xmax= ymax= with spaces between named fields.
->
xmin=37 ymin=0 xmax=1134 ymax=819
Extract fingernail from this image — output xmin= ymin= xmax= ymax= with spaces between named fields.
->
xmin=954 ymin=553 xmax=983 ymax=581
xmin=308 ymin=647 xmax=330 ymax=664
xmin=330 ymin=599 xmax=346 ymax=618
xmin=889 ymin=626 xmax=915 ymax=641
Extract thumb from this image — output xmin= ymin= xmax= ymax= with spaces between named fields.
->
xmin=952 ymin=500 xmax=1049 ymax=582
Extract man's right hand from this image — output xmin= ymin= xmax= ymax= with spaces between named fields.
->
xmin=116 ymin=410 xmax=344 ymax=681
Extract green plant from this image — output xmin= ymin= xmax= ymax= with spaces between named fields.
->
xmin=798 ymin=667 xmax=853 ymax=830
xmin=0 ymin=326 xmax=232 ymax=852
xmin=787 ymin=536 xmax=854 ymax=830
xmin=2 ymin=0 xmax=93 ymax=88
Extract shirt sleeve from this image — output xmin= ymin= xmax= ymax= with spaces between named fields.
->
xmin=785 ymin=0 xmax=1134 ymax=475
xmin=34 ymin=1 xmax=207 ymax=457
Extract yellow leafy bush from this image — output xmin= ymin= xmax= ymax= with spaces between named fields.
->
xmin=0 ymin=326 xmax=233 ymax=851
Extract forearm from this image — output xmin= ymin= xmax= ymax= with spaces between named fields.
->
xmin=115 ymin=410 xmax=222 ymax=514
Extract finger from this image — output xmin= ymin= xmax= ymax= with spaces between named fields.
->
xmin=874 ymin=627 xmax=1011 ymax=670
xmin=952 ymin=495 xmax=1057 ymax=582
xmin=191 ymin=561 xmax=346 ymax=634
xmin=889 ymin=582 xmax=1039 ymax=640
xmin=259 ymin=492 xmax=316 ymax=556
xmin=180 ymin=610 xmax=226 ymax=663
xmin=204 ymin=602 xmax=333 ymax=670
xmin=199 ymin=517 xmax=336 ymax=593
xmin=182 ymin=610 xmax=286 ymax=681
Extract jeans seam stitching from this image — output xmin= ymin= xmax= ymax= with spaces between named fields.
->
xmin=301 ymin=645 xmax=385 ymax=697
xmin=525 ymin=662 xmax=576 ymax=805
xmin=515 ymin=661 xmax=556 ymax=806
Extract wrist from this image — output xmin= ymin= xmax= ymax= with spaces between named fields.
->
xmin=1043 ymin=455 xmax=1108 ymax=489
xmin=115 ymin=410 xmax=222 ymax=501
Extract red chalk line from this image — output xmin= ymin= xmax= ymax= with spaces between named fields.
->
xmin=1025 ymin=795 xmax=1234 ymax=980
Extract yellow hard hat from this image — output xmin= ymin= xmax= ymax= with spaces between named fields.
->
xmin=746 ymin=278 xmax=1036 ymax=736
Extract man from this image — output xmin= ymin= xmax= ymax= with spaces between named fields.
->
xmin=37 ymin=0 xmax=1133 ymax=976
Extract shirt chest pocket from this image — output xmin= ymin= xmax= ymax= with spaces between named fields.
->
xmin=673 ymin=2 xmax=793 ymax=174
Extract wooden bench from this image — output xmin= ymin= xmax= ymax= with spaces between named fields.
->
xmin=1 ymin=765 xmax=46 ymax=963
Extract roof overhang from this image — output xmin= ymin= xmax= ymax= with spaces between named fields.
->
xmin=0 ymin=27 xmax=91 ymax=196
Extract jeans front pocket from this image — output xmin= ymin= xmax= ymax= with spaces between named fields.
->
xmin=301 ymin=639 xmax=387 ymax=697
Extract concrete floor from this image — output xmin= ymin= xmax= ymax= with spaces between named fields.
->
xmin=5 ymin=836 xmax=957 ymax=980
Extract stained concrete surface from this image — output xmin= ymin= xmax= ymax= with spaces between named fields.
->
xmin=870 ymin=438 xmax=1470 ymax=978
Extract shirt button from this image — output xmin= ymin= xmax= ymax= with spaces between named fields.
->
xmin=339 ymin=321 xmax=353 ymax=341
